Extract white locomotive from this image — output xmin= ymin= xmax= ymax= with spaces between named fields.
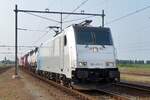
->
xmin=33 ymin=21 xmax=120 ymax=88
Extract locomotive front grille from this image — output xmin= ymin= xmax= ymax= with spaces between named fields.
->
xmin=72 ymin=68 xmax=119 ymax=81
xmin=76 ymin=70 xmax=88 ymax=79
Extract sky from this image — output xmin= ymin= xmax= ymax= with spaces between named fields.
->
xmin=0 ymin=0 xmax=150 ymax=60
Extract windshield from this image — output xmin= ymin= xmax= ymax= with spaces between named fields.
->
xmin=75 ymin=27 xmax=113 ymax=45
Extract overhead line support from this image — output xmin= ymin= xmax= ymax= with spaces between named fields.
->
xmin=60 ymin=13 xmax=63 ymax=32
xmin=15 ymin=9 xmax=105 ymax=28
xmin=14 ymin=4 xmax=18 ymax=76
xmin=16 ymin=9 xmax=103 ymax=16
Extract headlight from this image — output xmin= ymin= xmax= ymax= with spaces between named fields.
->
xmin=106 ymin=62 xmax=114 ymax=67
xmin=78 ymin=62 xmax=87 ymax=67
xmin=93 ymin=47 xmax=98 ymax=52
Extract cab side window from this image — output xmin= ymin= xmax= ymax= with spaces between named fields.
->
xmin=64 ymin=35 xmax=67 ymax=46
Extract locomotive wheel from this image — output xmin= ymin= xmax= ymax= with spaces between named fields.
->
xmin=68 ymin=82 xmax=73 ymax=89
xmin=60 ymin=79 xmax=64 ymax=86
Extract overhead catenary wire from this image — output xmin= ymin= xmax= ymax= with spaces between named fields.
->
xmin=0 ymin=52 xmax=23 ymax=54
xmin=31 ymin=29 xmax=51 ymax=46
xmin=24 ymin=12 xmax=60 ymax=23
xmin=18 ymin=28 xmax=48 ymax=32
xmin=20 ymin=12 xmax=59 ymax=46
xmin=105 ymin=5 xmax=150 ymax=25
xmin=63 ymin=15 xmax=95 ymax=23
xmin=63 ymin=0 xmax=89 ymax=21
xmin=0 ymin=45 xmax=37 ymax=48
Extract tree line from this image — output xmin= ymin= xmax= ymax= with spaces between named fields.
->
xmin=116 ymin=60 xmax=150 ymax=64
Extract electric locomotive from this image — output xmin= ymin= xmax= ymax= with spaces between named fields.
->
xmin=36 ymin=20 xmax=120 ymax=88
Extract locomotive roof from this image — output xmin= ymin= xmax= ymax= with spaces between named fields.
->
xmin=73 ymin=24 xmax=110 ymax=31
xmin=40 ymin=25 xmax=111 ymax=46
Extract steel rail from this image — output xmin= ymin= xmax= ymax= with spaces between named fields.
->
xmin=113 ymin=82 xmax=150 ymax=92
xmin=96 ymin=88 xmax=131 ymax=100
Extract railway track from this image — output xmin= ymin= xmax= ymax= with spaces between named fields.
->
xmin=81 ymin=81 xmax=150 ymax=100
xmin=79 ymin=83 xmax=131 ymax=100
xmin=121 ymin=72 xmax=150 ymax=77
xmin=22 ymin=68 xmax=150 ymax=100
xmin=80 ymin=89 xmax=130 ymax=100
xmin=22 ymin=68 xmax=94 ymax=100
xmin=94 ymin=82 xmax=150 ymax=100
xmin=114 ymin=81 xmax=150 ymax=92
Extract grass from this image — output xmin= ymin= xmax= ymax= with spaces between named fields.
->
xmin=121 ymin=74 xmax=150 ymax=84
xmin=118 ymin=64 xmax=150 ymax=84
xmin=0 ymin=64 xmax=14 ymax=69
xmin=118 ymin=64 xmax=150 ymax=73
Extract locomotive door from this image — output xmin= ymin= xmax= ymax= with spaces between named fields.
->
xmin=60 ymin=34 xmax=68 ymax=73
xmin=60 ymin=35 xmax=64 ymax=72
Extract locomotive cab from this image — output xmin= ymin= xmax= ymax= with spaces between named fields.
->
xmin=71 ymin=25 xmax=120 ymax=84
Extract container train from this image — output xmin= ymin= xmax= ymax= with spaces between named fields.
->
xmin=20 ymin=20 xmax=120 ymax=89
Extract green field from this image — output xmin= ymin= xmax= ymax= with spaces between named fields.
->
xmin=118 ymin=64 xmax=150 ymax=84
xmin=0 ymin=64 xmax=14 ymax=68
xmin=118 ymin=64 xmax=150 ymax=74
